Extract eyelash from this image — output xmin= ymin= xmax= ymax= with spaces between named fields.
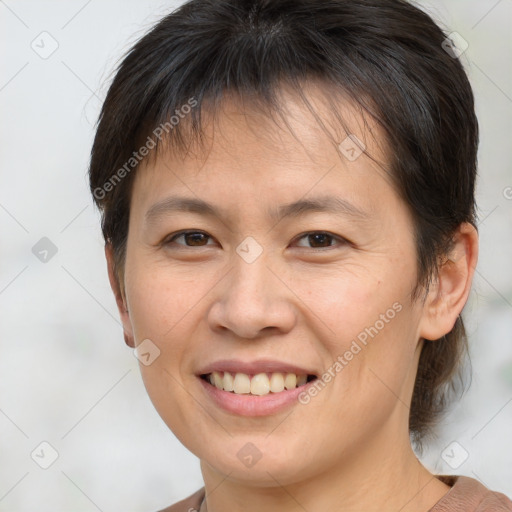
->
xmin=163 ymin=230 xmax=349 ymax=251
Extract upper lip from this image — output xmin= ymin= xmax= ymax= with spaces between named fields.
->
xmin=197 ymin=359 xmax=319 ymax=377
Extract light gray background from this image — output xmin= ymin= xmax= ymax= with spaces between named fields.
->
xmin=1 ymin=1 xmax=511 ymax=511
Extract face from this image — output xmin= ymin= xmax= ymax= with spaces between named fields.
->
xmin=116 ymin=86 xmax=430 ymax=485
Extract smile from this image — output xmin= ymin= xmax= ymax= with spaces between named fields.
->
xmin=200 ymin=371 xmax=317 ymax=396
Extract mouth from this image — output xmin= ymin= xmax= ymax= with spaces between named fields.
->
xmin=196 ymin=359 xmax=321 ymax=416
xmin=200 ymin=371 xmax=318 ymax=396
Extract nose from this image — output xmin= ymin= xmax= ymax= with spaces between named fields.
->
xmin=207 ymin=251 xmax=297 ymax=339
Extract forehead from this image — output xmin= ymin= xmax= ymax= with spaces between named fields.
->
xmin=130 ymin=83 xmax=395 ymax=218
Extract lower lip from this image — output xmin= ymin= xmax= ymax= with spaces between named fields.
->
xmin=197 ymin=376 xmax=317 ymax=417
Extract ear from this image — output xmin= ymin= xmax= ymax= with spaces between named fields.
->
xmin=105 ymin=242 xmax=135 ymax=348
xmin=418 ymin=222 xmax=478 ymax=341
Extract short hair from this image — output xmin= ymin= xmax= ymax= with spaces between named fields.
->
xmin=89 ymin=0 xmax=478 ymax=449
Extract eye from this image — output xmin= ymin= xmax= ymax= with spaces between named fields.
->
xmin=293 ymin=231 xmax=347 ymax=249
xmin=163 ymin=230 xmax=348 ymax=250
xmin=164 ymin=230 xmax=215 ymax=247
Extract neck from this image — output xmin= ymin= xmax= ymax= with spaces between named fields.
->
xmin=199 ymin=423 xmax=450 ymax=512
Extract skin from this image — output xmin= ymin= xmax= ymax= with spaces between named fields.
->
xmin=106 ymin=85 xmax=478 ymax=512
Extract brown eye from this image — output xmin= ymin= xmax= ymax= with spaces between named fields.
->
xmin=294 ymin=231 xmax=346 ymax=249
xmin=166 ymin=231 xmax=213 ymax=247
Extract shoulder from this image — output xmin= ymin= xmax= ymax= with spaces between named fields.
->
xmin=156 ymin=487 xmax=205 ymax=512
xmin=430 ymin=475 xmax=512 ymax=512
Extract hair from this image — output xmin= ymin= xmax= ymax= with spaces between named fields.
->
xmin=88 ymin=0 xmax=478 ymax=448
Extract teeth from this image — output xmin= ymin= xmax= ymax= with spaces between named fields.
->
xmin=206 ymin=371 xmax=312 ymax=395
xmin=251 ymin=373 xmax=270 ymax=396
xmin=212 ymin=371 xmax=223 ymax=388
xmin=233 ymin=373 xmax=251 ymax=394
xmin=223 ymin=371 xmax=234 ymax=391
xmin=284 ymin=373 xmax=297 ymax=390
xmin=269 ymin=372 xmax=285 ymax=392
xmin=296 ymin=374 xmax=307 ymax=386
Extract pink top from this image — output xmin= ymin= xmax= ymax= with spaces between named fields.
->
xmin=158 ymin=475 xmax=512 ymax=512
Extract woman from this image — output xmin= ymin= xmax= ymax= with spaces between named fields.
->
xmin=88 ymin=0 xmax=512 ymax=510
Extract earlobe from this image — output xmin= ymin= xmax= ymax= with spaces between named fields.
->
xmin=419 ymin=223 xmax=478 ymax=341
xmin=105 ymin=243 xmax=135 ymax=348
xmin=123 ymin=332 xmax=135 ymax=348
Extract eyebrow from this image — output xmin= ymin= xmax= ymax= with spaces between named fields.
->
xmin=144 ymin=194 xmax=371 ymax=227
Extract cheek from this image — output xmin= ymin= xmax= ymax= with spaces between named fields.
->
xmin=123 ymin=263 xmax=208 ymax=417
xmin=124 ymin=265 xmax=205 ymax=437
xmin=292 ymin=261 xmax=419 ymax=407
xmin=125 ymin=260 xmax=202 ymax=344
xmin=290 ymin=258 xmax=413 ymax=348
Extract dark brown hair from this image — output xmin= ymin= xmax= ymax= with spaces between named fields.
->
xmin=89 ymin=0 xmax=478 ymax=448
